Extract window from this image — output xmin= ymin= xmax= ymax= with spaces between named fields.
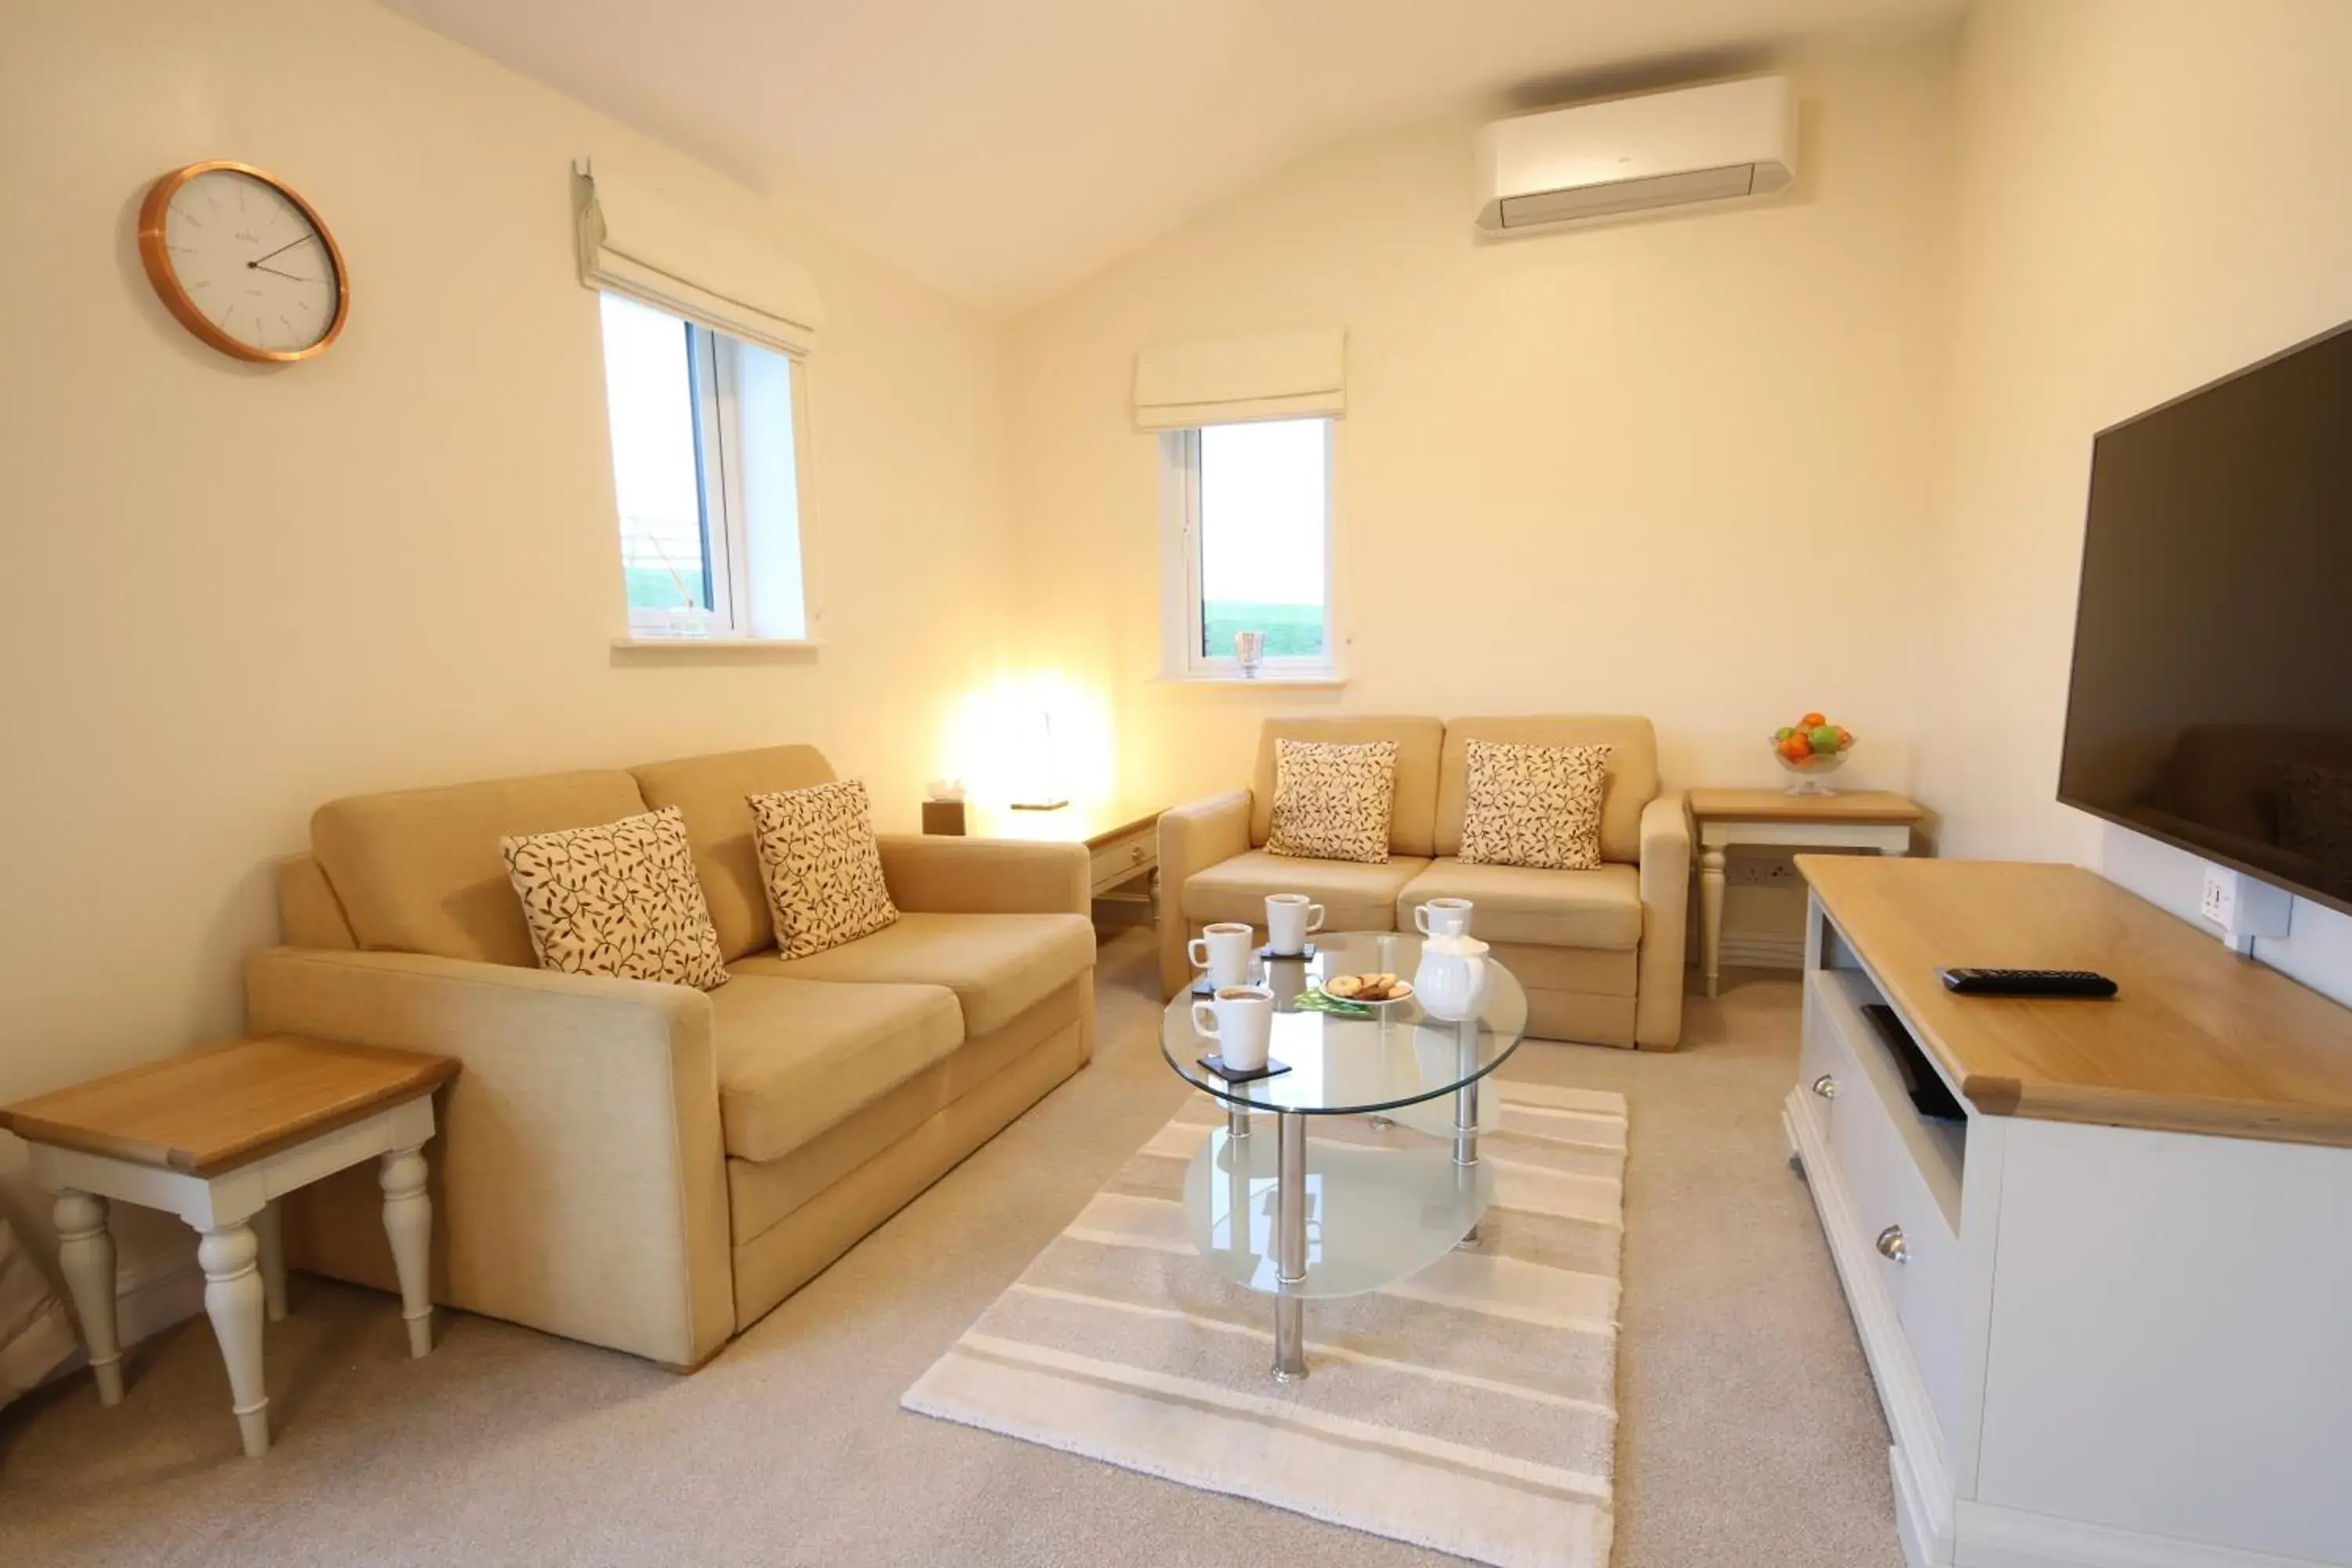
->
xmin=1162 ymin=417 xmax=1333 ymax=677
xmin=597 ymin=292 xmax=807 ymax=640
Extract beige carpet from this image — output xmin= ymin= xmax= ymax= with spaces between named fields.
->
xmin=0 ymin=935 xmax=1901 ymax=1567
xmin=906 ymin=1083 xmax=1628 ymax=1566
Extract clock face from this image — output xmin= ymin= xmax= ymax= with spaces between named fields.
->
xmin=140 ymin=165 xmax=347 ymax=361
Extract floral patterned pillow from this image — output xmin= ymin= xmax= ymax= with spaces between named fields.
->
xmin=500 ymin=806 xmax=728 ymax=989
xmin=1457 ymin=741 xmax=1614 ymax=870
xmin=1266 ymin=739 xmax=1398 ymax=864
xmin=749 ymin=779 xmax=900 ymax=959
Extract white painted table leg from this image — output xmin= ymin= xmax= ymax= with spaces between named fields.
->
xmin=380 ymin=1146 xmax=434 ymax=1359
xmin=54 ymin=1189 xmax=123 ymax=1406
xmin=1700 ymin=844 xmax=1728 ymax=999
xmin=198 ymin=1224 xmax=270 ymax=1458
xmin=255 ymin=1199 xmax=288 ymax=1323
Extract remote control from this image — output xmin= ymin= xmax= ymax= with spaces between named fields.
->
xmin=1938 ymin=967 xmax=2118 ymax=998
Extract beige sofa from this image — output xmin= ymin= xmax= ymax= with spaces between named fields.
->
xmin=1159 ymin=716 xmax=1689 ymax=1049
xmin=245 ymin=745 xmax=1096 ymax=1370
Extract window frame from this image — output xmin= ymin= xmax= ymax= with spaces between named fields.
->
xmin=1159 ymin=418 xmax=1338 ymax=681
xmin=601 ymin=293 xmax=813 ymax=644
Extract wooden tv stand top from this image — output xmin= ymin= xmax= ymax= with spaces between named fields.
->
xmin=1795 ymin=855 xmax=2352 ymax=1148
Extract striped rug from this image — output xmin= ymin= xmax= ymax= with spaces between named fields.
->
xmin=902 ymin=1082 xmax=1628 ymax=1567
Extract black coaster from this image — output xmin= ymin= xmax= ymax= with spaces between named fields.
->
xmin=1256 ymin=942 xmax=1318 ymax=962
xmin=1198 ymin=1054 xmax=1292 ymax=1083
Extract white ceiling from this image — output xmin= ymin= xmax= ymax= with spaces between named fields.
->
xmin=386 ymin=0 xmax=1958 ymax=313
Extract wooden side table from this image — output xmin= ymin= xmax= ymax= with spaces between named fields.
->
xmin=1686 ymin=788 xmax=1926 ymax=998
xmin=0 ymin=1035 xmax=457 ymax=1457
xmin=935 ymin=798 xmax=1166 ymax=902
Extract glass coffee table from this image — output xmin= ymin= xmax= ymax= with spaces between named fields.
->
xmin=1159 ymin=930 xmax=1528 ymax=1381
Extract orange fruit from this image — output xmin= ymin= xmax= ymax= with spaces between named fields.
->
xmin=1799 ymin=711 xmax=1827 ymax=729
xmin=1779 ymin=735 xmax=1812 ymax=761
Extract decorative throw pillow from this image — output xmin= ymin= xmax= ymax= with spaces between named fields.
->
xmin=1457 ymin=741 xmax=1614 ymax=870
xmin=1266 ymin=739 xmax=1398 ymax=864
xmin=749 ymin=779 xmax=900 ymax=960
xmin=500 ymin=806 xmax=728 ymax=989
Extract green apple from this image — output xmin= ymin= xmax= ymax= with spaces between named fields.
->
xmin=1773 ymin=726 xmax=1795 ymax=742
xmin=1809 ymin=724 xmax=1842 ymax=753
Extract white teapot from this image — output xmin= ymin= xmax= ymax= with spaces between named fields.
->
xmin=1413 ymin=931 xmax=1491 ymax=1022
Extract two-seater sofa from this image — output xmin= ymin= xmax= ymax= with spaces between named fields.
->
xmin=1158 ymin=716 xmax=1690 ymax=1049
xmin=245 ymin=745 xmax=1096 ymax=1370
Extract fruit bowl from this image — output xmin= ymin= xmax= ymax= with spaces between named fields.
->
xmin=1770 ymin=713 xmax=1857 ymax=796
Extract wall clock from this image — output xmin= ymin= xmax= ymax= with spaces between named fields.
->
xmin=137 ymin=162 xmax=349 ymax=363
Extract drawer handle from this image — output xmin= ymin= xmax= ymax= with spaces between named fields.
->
xmin=1130 ymin=844 xmax=1146 ymax=862
xmin=1875 ymin=1225 xmax=1909 ymax=1265
xmin=1811 ymin=1075 xmax=1838 ymax=1100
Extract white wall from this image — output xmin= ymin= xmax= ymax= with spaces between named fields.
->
xmin=1006 ymin=36 xmax=1955 ymax=814
xmin=1922 ymin=0 xmax=2352 ymax=999
xmin=0 ymin=0 xmax=1014 ymax=1282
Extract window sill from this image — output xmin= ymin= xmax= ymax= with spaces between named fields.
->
xmin=1152 ymin=673 xmax=1347 ymax=690
xmin=611 ymin=636 xmax=822 ymax=654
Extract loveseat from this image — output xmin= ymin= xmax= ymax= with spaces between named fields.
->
xmin=245 ymin=745 xmax=1096 ymax=1369
xmin=1157 ymin=716 xmax=1689 ymax=1049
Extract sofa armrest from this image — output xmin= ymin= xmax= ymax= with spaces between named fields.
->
xmin=875 ymin=834 xmax=1089 ymax=916
xmin=1634 ymin=791 xmax=1693 ymax=1050
xmin=1156 ymin=789 xmax=1254 ymax=999
xmin=244 ymin=946 xmax=732 ymax=1368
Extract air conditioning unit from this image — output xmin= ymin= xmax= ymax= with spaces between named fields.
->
xmin=1475 ymin=76 xmax=1796 ymax=234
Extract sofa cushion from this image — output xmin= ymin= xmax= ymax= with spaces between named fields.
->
xmin=1185 ymin=848 xmax=1431 ymax=933
xmin=750 ymin=780 xmax=899 ymax=960
xmin=1399 ymin=858 xmax=1642 ymax=950
xmin=1436 ymin=717 xmax=1660 ymax=864
xmin=1457 ymin=741 xmax=1613 ymax=870
xmin=632 ymin=745 xmax=836 ymax=962
xmin=707 ymin=976 xmax=963 ymax=1163
xmin=729 ymin=911 xmax=1095 ymax=1038
xmin=500 ymin=806 xmax=729 ymax=989
xmin=1250 ymin=717 xmax=1444 ymax=858
xmin=1266 ymin=739 xmax=1397 ymax=864
xmin=312 ymin=770 xmax=652 ymax=966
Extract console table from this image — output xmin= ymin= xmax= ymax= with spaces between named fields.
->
xmin=931 ymin=798 xmax=1163 ymax=902
xmin=1688 ymin=788 xmax=1924 ymax=996
xmin=1788 ymin=856 xmax=2352 ymax=1568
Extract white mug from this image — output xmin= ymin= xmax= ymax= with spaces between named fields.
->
xmin=1191 ymin=984 xmax=1276 ymax=1072
xmin=1414 ymin=898 xmax=1474 ymax=938
xmin=1188 ymin=922 xmax=1255 ymax=989
xmin=1265 ymin=893 xmax=1326 ymax=956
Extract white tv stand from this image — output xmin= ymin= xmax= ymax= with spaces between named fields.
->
xmin=1786 ymin=857 xmax=2352 ymax=1568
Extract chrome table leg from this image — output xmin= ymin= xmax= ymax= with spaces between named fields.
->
xmin=1455 ymin=1016 xmax=1481 ymax=1247
xmin=1273 ymin=1111 xmax=1308 ymax=1381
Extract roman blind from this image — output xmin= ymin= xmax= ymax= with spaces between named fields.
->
xmin=574 ymin=163 xmax=824 ymax=358
xmin=1132 ymin=328 xmax=1347 ymax=430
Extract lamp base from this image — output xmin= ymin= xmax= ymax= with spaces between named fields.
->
xmin=1009 ymin=799 xmax=1069 ymax=811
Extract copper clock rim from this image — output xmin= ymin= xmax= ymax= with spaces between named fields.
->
xmin=137 ymin=160 xmax=350 ymax=365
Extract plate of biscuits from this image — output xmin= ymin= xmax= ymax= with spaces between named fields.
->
xmin=1295 ymin=972 xmax=1414 ymax=1015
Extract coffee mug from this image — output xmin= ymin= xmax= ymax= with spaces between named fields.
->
xmin=1192 ymin=984 xmax=1276 ymax=1072
xmin=1188 ymin=921 xmax=1255 ymax=989
xmin=1265 ymin=893 xmax=1326 ymax=956
xmin=1414 ymin=898 xmax=1475 ymax=938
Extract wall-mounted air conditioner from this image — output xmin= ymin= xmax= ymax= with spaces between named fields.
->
xmin=1475 ymin=76 xmax=1797 ymax=234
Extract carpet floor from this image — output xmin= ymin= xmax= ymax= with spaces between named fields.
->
xmin=0 ymin=933 xmax=1901 ymax=1567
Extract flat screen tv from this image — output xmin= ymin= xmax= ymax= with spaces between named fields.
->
xmin=2059 ymin=319 xmax=2352 ymax=917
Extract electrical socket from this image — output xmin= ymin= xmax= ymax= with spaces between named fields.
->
xmin=1727 ymin=852 xmax=1802 ymax=887
xmin=2198 ymin=864 xmax=2231 ymax=925
xmin=2200 ymin=863 xmax=2292 ymax=953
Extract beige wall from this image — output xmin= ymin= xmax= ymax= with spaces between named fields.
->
xmin=1005 ymin=37 xmax=1955 ymax=812
xmin=1921 ymin=0 xmax=2352 ymax=867
xmin=0 ymin=0 xmax=1013 ymax=1265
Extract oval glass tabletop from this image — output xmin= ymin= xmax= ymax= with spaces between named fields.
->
xmin=1160 ymin=930 xmax=1528 ymax=1116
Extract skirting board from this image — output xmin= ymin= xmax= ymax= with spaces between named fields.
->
xmin=1718 ymin=932 xmax=1805 ymax=970
xmin=1951 ymin=1501 xmax=2336 ymax=1568
xmin=42 ymin=1249 xmax=205 ymax=1392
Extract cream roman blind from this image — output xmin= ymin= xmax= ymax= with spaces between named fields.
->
xmin=574 ymin=163 xmax=824 ymax=358
xmin=1132 ymin=328 xmax=1347 ymax=430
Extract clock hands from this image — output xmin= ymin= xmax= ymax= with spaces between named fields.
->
xmin=249 ymin=263 xmax=312 ymax=281
xmin=247 ymin=233 xmax=319 ymax=267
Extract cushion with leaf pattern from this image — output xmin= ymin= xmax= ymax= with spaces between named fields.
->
xmin=500 ymin=806 xmax=728 ymax=989
xmin=1457 ymin=741 xmax=1613 ymax=870
xmin=1266 ymin=739 xmax=1398 ymax=864
xmin=749 ymin=779 xmax=900 ymax=960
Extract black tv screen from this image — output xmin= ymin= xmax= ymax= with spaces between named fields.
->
xmin=2059 ymin=320 xmax=2352 ymax=916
